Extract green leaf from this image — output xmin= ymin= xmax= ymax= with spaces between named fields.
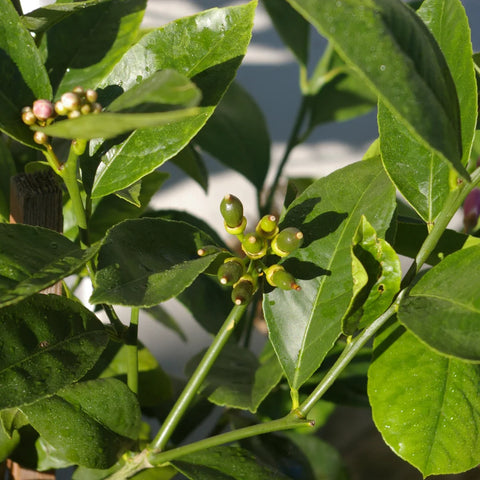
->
xmin=287 ymin=0 xmax=465 ymax=177
xmin=88 ymin=171 xmax=168 ymax=243
xmin=35 ymin=107 xmax=208 ymax=140
xmin=398 ymin=245 xmax=480 ymax=362
xmin=342 ymin=216 xmax=401 ymax=335
xmin=0 ymin=294 xmax=108 ymax=409
xmin=368 ymin=320 xmax=480 ymax=476
xmin=172 ymin=446 xmax=287 ymax=480
xmin=262 ymin=0 xmax=309 ymax=67
xmin=379 ymin=104 xmax=451 ymax=224
xmin=417 ymin=0 xmax=477 ymax=167
xmin=195 ymin=82 xmax=270 ymax=189
xmin=107 ymin=69 xmax=202 ymax=113
xmin=171 ymin=145 xmax=208 ymax=192
xmin=91 ymin=1 xmax=256 ymax=199
xmin=263 ymin=156 xmax=395 ymax=390
xmin=21 ymin=0 xmax=111 ymax=35
xmin=185 ymin=342 xmax=283 ymax=413
xmin=0 ymin=223 xmax=99 ymax=307
xmin=91 ymin=218 xmax=222 ymax=307
xmin=46 ymin=0 xmax=146 ymax=95
xmin=0 ymin=0 xmax=52 ymax=146
xmin=21 ymin=378 xmax=141 ymax=469
xmin=380 ymin=0 xmax=476 ymax=222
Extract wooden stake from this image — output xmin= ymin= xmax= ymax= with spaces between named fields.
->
xmin=4 ymin=170 xmax=62 ymax=479
xmin=9 ymin=170 xmax=63 ymax=296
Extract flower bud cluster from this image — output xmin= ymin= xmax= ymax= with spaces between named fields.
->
xmin=22 ymin=87 xmax=102 ymax=145
xmin=209 ymin=194 xmax=304 ymax=305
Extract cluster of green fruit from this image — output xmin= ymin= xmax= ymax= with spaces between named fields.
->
xmin=21 ymin=87 xmax=102 ymax=145
xmin=206 ymin=194 xmax=304 ymax=305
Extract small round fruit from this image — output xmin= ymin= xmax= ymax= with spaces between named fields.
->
xmin=33 ymin=131 xmax=49 ymax=145
xmin=220 ymin=194 xmax=244 ymax=229
xmin=271 ymin=227 xmax=304 ymax=257
xmin=241 ymin=232 xmax=267 ymax=259
xmin=265 ymin=265 xmax=300 ymax=291
xmin=231 ymin=276 xmax=255 ymax=305
xmin=217 ymin=257 xmax=244 ymax=286
xmin=61 ymin=92 xmax=80 ymax=111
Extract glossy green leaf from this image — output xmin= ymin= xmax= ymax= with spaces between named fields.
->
xmin=36 ymin=436 xmax=74 ymax=471
xmin=399 ymin=245 xmax=480 ymax=361
xmin=195 ymin=82 xmax=270 ymax=189
xmin=262 ymin=0 xmax=309 ymax=67
xmin=107 ymin=69 xmax=202 ymax=113
xmin=91 ymin=1 xmax=256 ymax=198
xmin=379 ymin=105 xmax=451 ymax=224
xmin=171 ymin=145 xmax=208 ymax=192
xmin=21 ymin=378 xmax=141 ymax=469
xmin=380 ymin=0 xmax=476 ymax=222
xmin=287 ymin=0 xmax=465 ymax=177
xmin=91 ymin=111 xmax=212 ymax=198
xmin=263 ymin=156 xmax=395 ymax=390
xmin=21 ymin=0 xmax=110 ymax=35
xmin=185 ymin=343 xmax=282 ymax=412
xmin=393 ymin=220 xmax=480 ymax=266
xmin=417 ymin=0 xmax=477 ymax=167
xmin=0 ymin=223 xmax=99 ymax=307
xmin=369 ymin=320 xmax=480 ymax=476
xmin=91 ymin=218 xmax=222 ymax=307
xmin=0 ymin=0 xmax=52 ymax=146
xmin=342 ymin=216 xmax=401 ymax=335
xmin=0 ymin=429 xmax=19 ymax=463
xmin=35 ymin=107 xmax=207 ymax=140
xmin=46 ymin=0 xmax=146 ymax=95
xmin=172 ymin=446 xmax=286 ymax=480
xmin=88 ymin=171 xmax=168 ymax=243
xmin=0 ymin=294 xmax=108 ymax=409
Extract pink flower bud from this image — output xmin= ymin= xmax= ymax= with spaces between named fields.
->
xmin=463 ymin=188 xmax=480 ymax=232
xmin=32 ymin=99 xmax=54 ymax=121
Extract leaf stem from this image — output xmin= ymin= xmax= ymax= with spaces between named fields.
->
xmin=297 ymin=290 xmax=405 ymax=416
xmin=147 ymin=412 xmax=312 ymax=466
xmin=60 ymin=144 xmax=89 ymax=246
xmin=127 ymin=307 xmax=140 ymax=394
xmin=150 ymin=303 xmax=247 ymax=451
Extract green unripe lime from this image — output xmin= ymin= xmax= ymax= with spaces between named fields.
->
xmin=271 ymin=227 xmax=304 ymax=257
xmin=265 ymin=265 xmax=300 ymax=291
xmin=241 ymin=232 xmax=267 ymax=259
xmin=217 ymin=257 xmax=245 ymax=286
xmin=231 ymin=275 xmax=255 ymax=305
xmin=220 ymin=194 xmax=244 ymax=229
xmin=256 ymin=214 xmax=279 ymax=239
